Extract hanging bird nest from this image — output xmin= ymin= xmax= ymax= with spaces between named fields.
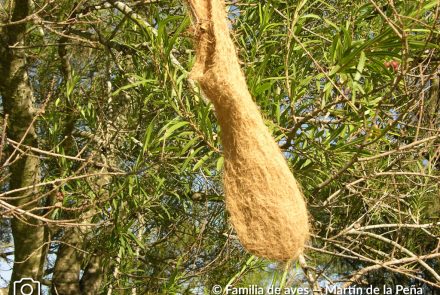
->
xmin=188 ymin=0 xmax=310 ymax=261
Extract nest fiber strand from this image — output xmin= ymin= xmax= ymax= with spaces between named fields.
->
xmin=188 ymin=0 xmax=309 ymax=261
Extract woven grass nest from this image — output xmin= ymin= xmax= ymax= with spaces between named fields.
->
xmin=188 ymin=0 xmax=310 ymax=261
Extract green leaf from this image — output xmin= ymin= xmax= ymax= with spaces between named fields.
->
xmin=181 ymin=146 xmax=204 ymax=172
xmin=160 ymin=121 xmax=189 ymax=141
xmin=216 ymin=156 xmax=224 ymax=172
xmin=254 ymin=81 xmax=273 ymax=95
xmin=112 ymin=78 xmax=155 ymax=96
xmin=142 ymin=119 xmax=156 ymax=153
xmin=66 ymin=73 xmax=80 ymax=99
xmin=193 ymin=151 xmax=213 ymax=171
xmin=354 ymin=51 xmax=366 ymax=81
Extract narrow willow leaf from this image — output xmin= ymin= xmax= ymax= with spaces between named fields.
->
xmin=354 ymin=51 xmax=366 ymax=82
xmin=216 ymin=156 xmax=224 ymax=172
xmin=192 ymin=151 xmax=213 ymax=171
xmin=160 ymin=121 xmax=189 ymax=141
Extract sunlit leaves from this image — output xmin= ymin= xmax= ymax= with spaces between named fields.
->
xmin=17 ymin=0 xmax=439 ymax=292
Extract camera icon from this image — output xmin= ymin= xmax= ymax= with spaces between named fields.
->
xmin=13 ymin=278 xmax=40 ymax=295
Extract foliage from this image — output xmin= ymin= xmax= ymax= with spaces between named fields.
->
xmin=0 ymin=0 xmax=439 ymax=293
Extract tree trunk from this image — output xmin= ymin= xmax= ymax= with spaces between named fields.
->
xmin=51 ymin=228 xmax=83 ymax=294
xmin=0 ymin=1 xmax=46 ymax=293
xmin=51 ymin=37 xmax=105 ymax=294
xmin=80 ymin=255 xmax=105 ymax=295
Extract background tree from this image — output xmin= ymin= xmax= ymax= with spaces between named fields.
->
xmin=0 ymin=0 xmax=439 ymax=294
